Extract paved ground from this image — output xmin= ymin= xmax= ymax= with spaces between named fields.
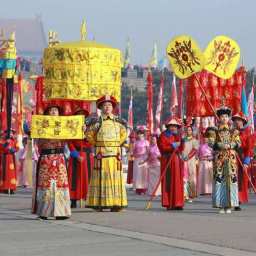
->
xmin=0 ymin=188 xmax=256 ymax=256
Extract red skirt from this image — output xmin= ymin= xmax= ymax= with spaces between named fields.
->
xmin=0 ymin=153 xmax=17 ymax=191
xmin=126 ymin=160 xmax=133 ymax=184
xmin=250 ymin=161 xmax=256 ymax=189
xmin=68 ymin=151 xmax=93 ymax=200
xmin=238 ymin=166 xmax=249 ymax=203
xmin=161 ymin=154 xmax=184 ymax=208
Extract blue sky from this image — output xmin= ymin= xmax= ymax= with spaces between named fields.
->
xmin=1 ymin=0 xmax=255 ymax=67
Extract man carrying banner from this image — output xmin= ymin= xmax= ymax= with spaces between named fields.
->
xmin=84 ymin=95 xmax=128 ymax=212
xmin=157 ymin=117 xmax=184 ymax=210
xmin=32 ymin=105 xmax=71 ymax=220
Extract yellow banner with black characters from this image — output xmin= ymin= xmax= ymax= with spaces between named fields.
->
xmin=31 ymin=115 xmax=84 ymax=139
xmin=43 ymin=44 xmax=122 ymax=101
xmin=166 ymin=35 xmax=204 ymax=79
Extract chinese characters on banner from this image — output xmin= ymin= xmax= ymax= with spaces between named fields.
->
xmin=166 ymin=35 xmax=204 ymax=79
xmin=204 ymin=35 xmax=240 ymax=79
xmin=31 ymin=115 xmax=85 ymax=139
xmin=43 ymin=45 xmax=122 ymax=101
xmin=35 ymin=76 xmax=92 ymax=115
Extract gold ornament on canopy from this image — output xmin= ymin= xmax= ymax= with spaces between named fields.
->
xmin=80 ymin=19 xmax=86 ymax=41
xmin=43 ymin=20 xmax=122 ymax=101
xmin=0 ymin=31 xmax=17 ymax=78
xmin=0 ymin=31 xmax=16 ymax=59
xmin=166 ymin=35 xmax=204 ymax=79
xmin=204 ymin=35 xmax=240 ymax=79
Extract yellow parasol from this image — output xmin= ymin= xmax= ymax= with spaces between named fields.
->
xmin=43 ymin=20 xmax=122 ymax=101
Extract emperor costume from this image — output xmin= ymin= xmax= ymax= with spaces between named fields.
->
xmin=85 ymin=113 xmax=127 ymax=210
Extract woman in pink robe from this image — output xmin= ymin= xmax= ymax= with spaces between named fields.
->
xmin=133 ymin=127 xmax=149 ymax=195
xmin=181 ymin=126 xmax=199 ymax=201
xmin=140 ymin=134 xmax=161 ymax=196
xmin=198 ymin=134 xmax=214 ymax=195
xmin=17 ymin=137 xmax=29 ymax=187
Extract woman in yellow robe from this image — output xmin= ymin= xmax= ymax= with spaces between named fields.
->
xmin=85 ymin=95 xmax=127 ymax=211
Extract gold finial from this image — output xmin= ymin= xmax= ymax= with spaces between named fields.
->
xmin=48 ymin=30 xmax=59 ymax=47
xmin=48 ymin=30 xmax=53 ymax=46
xmin=0 ymin=28 xmax=5 ymax=40
xmin=9 ymin=32 xmax=15 ymax=42
xmin=80 ymin=19 xmax=86 ymax=41
xmin=0 ymin=28 xmax=6 ymax=48
xmin=0 ymin=31 xmax=17 ymax=59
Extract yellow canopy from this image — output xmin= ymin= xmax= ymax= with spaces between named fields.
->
xmin=43 ymin=22 xmax=122 ymax=101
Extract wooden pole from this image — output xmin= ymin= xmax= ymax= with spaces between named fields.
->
xmin=145 ymin=150 xmax=176 ymax=210
xmin=194 ymin=74 xmax=219 ymax=121
xmin=236 ymin=153 xmax=256 ymax=193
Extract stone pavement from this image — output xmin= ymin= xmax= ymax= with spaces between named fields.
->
xmin=0 ymin=188 xmax=256 ymax=256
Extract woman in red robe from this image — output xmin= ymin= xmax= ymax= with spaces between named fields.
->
xmin=0 ymin=131 xmax=18 ymax=194
xmin=157 ymin=117 xmax=184 ymax=210
xmin=68 ymin=108 xmax=93 ymax=208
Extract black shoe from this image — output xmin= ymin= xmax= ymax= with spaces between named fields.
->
xmin=111 ymin=207 xmax=123 ymax=212
xmin=234 ymin=206 xmax=242 ymax=211
xmin=56 ymin=216 xmax=69 ymax=220
xmin=3 ymin=190 xmax=15 ymax=194
xmin=94 ymin=208 xmax=103 ymax=212
xmin=175 ymin=207 xmax=184 ymax=211
xmin=71 ymin=200 xmax=77 ymax=208
xmin=38 ymin=216 xmax=48 ymax=220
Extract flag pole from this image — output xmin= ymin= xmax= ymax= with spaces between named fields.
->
xmin=145 ymin=150 xmax=176 ymax=209
xmin=194 ymin=74 xmax=219 ymax=120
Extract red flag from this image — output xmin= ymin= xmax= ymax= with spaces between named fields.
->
xmin=170 ymin=74 xmax=178 ymax=116
xmin=147 ymin=72 xmax=154 ymax=134
xmin=0 ymin=78 xmax=7 ymax=132
xmin=35 ymin=76 xmax=45 ymax=114
xmin=186 ymin=67 xmax=245 ymax=117
xmin=155 ymin=74 xmax=164 ymax=132
xmin=16 ymin=74 xmax=23 ymax=135
xmin=127 ymin=89 xmax=133 ymax=129
xmin=248 ymin=85 xmax=254 ymax=134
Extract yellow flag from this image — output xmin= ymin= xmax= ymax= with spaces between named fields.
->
xmin=166 ymin=35 xmax=204 ymax=79
xmin=204 ymin=35 xmax=240 ymax=79
xmin=31 ymin=115 xmax=84 ymax=139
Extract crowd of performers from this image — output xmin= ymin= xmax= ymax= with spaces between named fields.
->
xmin=126 ymin=106 xmax=256 ymax=213
xmin=1 ymin=94 xmax=256 ymax=219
